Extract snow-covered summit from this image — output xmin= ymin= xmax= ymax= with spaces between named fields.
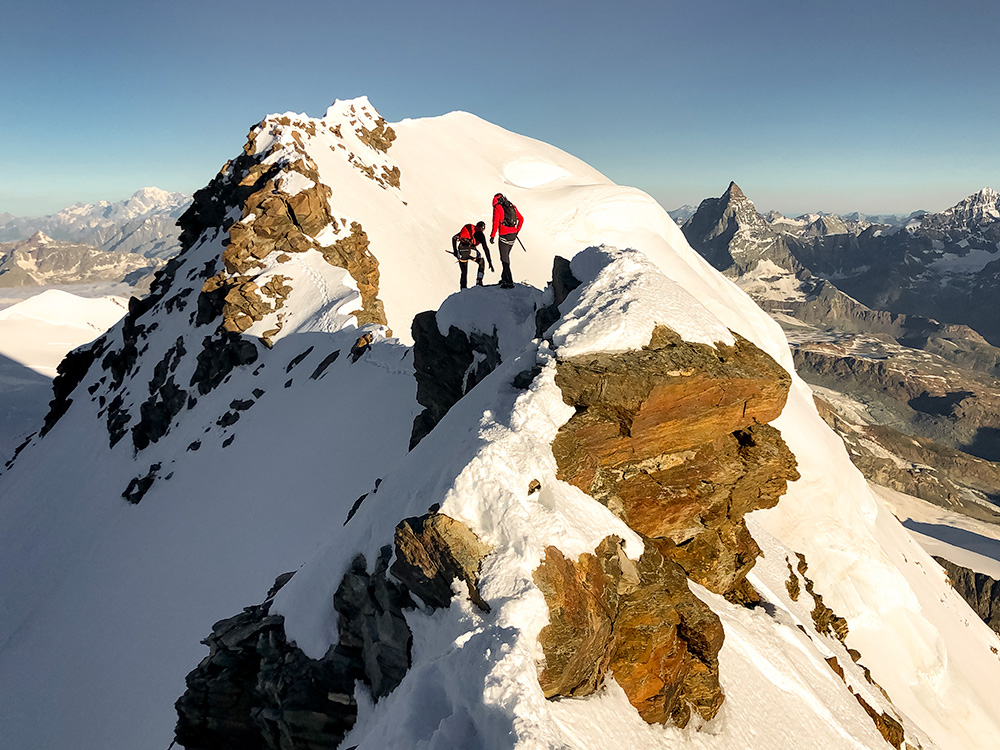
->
xmin=937 ymin=186 xmax=1000 ymax=225
xmin=0 ymin=98 xmax=998 ymax=750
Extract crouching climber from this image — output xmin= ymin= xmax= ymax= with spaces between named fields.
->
xmin=451 ymin=221 xmax=493 ymax=289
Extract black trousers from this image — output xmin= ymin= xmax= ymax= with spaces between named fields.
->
xmin=498 ymin=233 xmax=517 ymax=286
xmin=459 ymin=255 xmax=486 ymax=288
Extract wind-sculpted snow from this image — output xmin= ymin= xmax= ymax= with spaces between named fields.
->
xmin=0 ymin=97 xmax=998 ymax=750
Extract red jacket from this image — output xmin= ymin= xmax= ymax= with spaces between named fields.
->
xmin=491 ymin=198 xmax=524 ymax=240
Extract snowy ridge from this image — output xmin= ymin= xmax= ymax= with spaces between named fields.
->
xmin=0 ymin=98 xmax=998 ymax=750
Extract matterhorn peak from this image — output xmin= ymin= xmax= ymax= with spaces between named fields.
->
xmin=723 ymin=180 xmax=747 ymax=202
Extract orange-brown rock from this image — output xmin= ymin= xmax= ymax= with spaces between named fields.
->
xmin=320 ymin=222 xmax=385 ymax=328
xmin=355 ymin=117 xmax=397 ymax=153
xmin=854 ymin=693 xmax=905 ymax=749
xmin=191 ymin=121 xmax=388 ymax=340
xmin=534 ymin=536 xmax=724 ymax=727
xmin=390 ymin=512 xmax=493 ymax=613
xmin=551 ymin=325 xmax=798 ymax=596
xmin=553 ymin=327 xmax=790 ymax=491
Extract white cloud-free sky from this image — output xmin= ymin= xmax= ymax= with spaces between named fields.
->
xmin=4 ymin=0 xmax=999 ymax=217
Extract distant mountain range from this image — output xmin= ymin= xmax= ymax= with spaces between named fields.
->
xmin=668 ymin=202 xmax=919 ymax=231
xmin=0 ymin=232 xmax=164 ymax=289
xmin=681 ymin=181 xmax=1000 ymax=510
xmin=0 ymin=187 xmax=191 ymax=259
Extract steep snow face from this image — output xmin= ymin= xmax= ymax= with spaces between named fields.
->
xmin=0 ymin=98 xmax=998 ymax=750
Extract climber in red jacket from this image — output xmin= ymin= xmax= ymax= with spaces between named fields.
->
xmin=490 ymin=193 xmax=524 ymax=289
xmin=451 ymin=221 xmax=493 ymax=289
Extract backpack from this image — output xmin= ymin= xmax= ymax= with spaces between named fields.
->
xmin=497 ymin=196 xmax=519 ymax=228
xmin=456 ymin=224 xmax=476 ymax=260
xmin=458 ymin=224 xmax=476 ymax=247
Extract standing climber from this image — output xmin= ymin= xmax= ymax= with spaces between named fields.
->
xmin=450 ymin=221 xmax=493 ymax=289
xmin=490 ymin=193 xmax=524 ymax=289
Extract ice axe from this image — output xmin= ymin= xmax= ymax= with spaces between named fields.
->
xmin=517 ymin=236 xmax=527 ymax=253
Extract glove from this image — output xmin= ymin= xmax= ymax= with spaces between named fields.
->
xmin=489 ymin=236 xmax=495 ymax=244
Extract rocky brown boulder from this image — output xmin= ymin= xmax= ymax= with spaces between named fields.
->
xmin=391 ymin=511 xmax=493 ymax=612
xmin=534 ymin=536 xmax=725 ymax=727
xmin=551 ymin=325 xmax=797 ymax=595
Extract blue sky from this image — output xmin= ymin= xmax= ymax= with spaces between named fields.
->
xmin=3 ymin=0 xmax=998 ymax=217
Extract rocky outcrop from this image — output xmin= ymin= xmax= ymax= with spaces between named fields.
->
xmin=184 ymin=112 xmax=390 ymax=347
xmin=534 ymin=255 xmax=582 ymax=337
xmin=175 ymin=512 xmax=491 ymax=750
xmin=551 ymin=325 xmax=798 ymax=595
xmin=535 ymin=323 xmax=798 ymax=728
xmin=935 ymin=557 xmax=1000 ymax=634
xmin=197 ymin=148 xmax=385 ymax=340
xmin=534 ymin=536 xmax=725 ymax=727
xmin=409 ymin=310 xmax=501 ymax=449
xmin=39 ymin=335 xmax=110 ymax=437
xmin=790 ymin=553 xmax=849 ymax=642
xmin=390 ymin=512 xmax=493 ymax=612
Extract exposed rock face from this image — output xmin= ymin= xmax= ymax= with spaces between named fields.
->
xmin=391 ymin=512 xmax=493 ymax=612
xmin=175 ymin=512 xmax=491 ymax=750
xmin=681 ymin=181 xmax=804 ymax=276
xmin=534 ymin=255 xmax=582 ymax=337
xmin=551 ymin=325 xmax=798 ymax=595
xmin=935 ymin=557 xmax=1000 ymax=633
xmin=683 ymin=183 xmax=1000 ymax=379
xmin=784 ymin=189 xmax=1000 ymax=347
xmin=791 ymin=553 xmax=849 ymax=642
xmin=409 ymin=309 xmax=501 ymax=449
xmin=534 ymin=536 xmax=725 ymax=727
xmin=535 ymin=323 xmax=798 ymax=728
xmin=194 ymin=139 xmax=386 ymax=342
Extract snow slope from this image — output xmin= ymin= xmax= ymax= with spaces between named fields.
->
xmin=0 ymin=98 xmax=998 ymax=750
xmin=0 ymin=290 xmax=127 ymax=459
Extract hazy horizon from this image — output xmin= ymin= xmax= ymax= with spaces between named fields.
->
xmin=5 ymin=1 xmax=998 ymax=218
